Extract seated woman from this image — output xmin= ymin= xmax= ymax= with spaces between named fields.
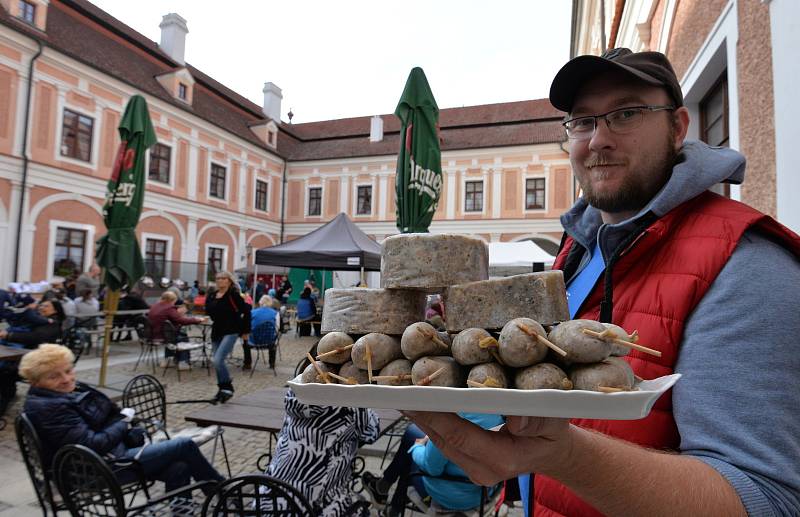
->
xmin=363 ymin=412 xmax=504 ymax=517
xmin=20 ymin=345 xmax=224 ymax=496
xmin=0 ymin=300 xmax=65 ymax=415
xmin=246 ymin=295 xmax=281 ymax=369
xmin=295 ymin=287 xmax=319 ymax=337
xmin=264 ymin=389 xmax=379 ymax=516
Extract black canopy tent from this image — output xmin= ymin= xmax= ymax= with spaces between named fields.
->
xmin=254 ymin=214 xmax=381 ymax=289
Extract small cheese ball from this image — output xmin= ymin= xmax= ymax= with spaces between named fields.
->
xmin=377 ymin=358 xmax=413 ymax=386
xmin=515 ymin=363 xmax=572 ymax=390
xmin=467 ymin=362 xmax=508 ymax=389
xmin=401 ymin=322 xmax=451 ymax=361
xmin=411 ymin=356 xmax=464 ymax=387
xmin=338 ymin=361 xmax=371 ymax=384
xmin=451 ymin=328 xmax=495 ymax=366
xmin=351 ymin=333 xmax=402 ymax=371
xmin=317 ymin=332 xmax=355 ymax=364
xmin=300 ymin=361 xmax=337 ymax=384
xmin=498 ymin=318 xmax=548 ymax=367
xmin=548 ymin=319 xmax=613 ymax=363
xmin=569 ymin=358 xmax=635 ymax=392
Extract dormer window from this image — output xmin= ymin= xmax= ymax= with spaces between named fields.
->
xmin=268 ymin=130 xmax=276 ymax=147
xmin=18 ymin=0 xmax=36 ymax=25
xmin=178 ymin=83 xmax=187 ymax=101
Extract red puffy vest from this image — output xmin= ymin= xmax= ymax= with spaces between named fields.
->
xmin=533 ymin=191 xmax=800 ymax=517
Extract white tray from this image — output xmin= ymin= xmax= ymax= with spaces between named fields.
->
xmin=288 ymin=374 xmax=680 ymax=420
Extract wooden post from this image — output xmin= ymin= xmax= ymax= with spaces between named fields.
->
xmin=98 ymin=288 xmax=120 ymax=387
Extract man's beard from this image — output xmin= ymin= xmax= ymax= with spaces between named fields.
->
xmin=580 ymin=133 xmax=678 ymax=214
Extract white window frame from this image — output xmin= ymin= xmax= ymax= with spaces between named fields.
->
xmin=141 ymin=233 xmax=173 ymax=279
xmin=305 ymin=184 xmax=323 ymax=217
xmin=208 ymin=160 xmax=230 ymax=202
xmin=353 ymin=182 xmax=374 ymax=217
xmin=141 ymin=233 xmax=174 ymax=262
xmin=253 ymin=176 xmax=271 ymax=213
xmin=523 ymin=174 xmax=548 ymax=213
xmin=55 ymin=101 xmax=101 ymax=169
xmin=461 ymin=177 xmax=485 ymax=215
xmin=145 ymin=140 xmax=177 ymax=190
xmin=47 ymin=220 xmax=95 ymax=278
xmin=205 ymin=243 xmax=229 ymax=274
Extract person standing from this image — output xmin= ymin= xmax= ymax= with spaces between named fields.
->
xmin=75 ymin=264 xmax=101 ymax=298
xmin=204 ymin=271 xmax=250 ymax=402
xmin=276 ymin=276 xmax=292 ymax=305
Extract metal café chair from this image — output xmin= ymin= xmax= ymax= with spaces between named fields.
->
xmin=161 ymin=320 xmax=210 ymax=381
xmin=54 ymin=444 xmax=212 ymax=517
xmin=249 ymin=319 xmax=280 ymax=377
xmin=15 ymin=413 xmax=67 ymax=516
xmin=201 ymin=474 xmax=314 ymax=517
xmin=122 ymin=374 xmax=232 ymax=477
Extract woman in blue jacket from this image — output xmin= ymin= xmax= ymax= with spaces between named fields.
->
xmin=363 ymin=412 xmax=504 ymax=516
xmin=20 ymin=344 xmax=224 ymax=498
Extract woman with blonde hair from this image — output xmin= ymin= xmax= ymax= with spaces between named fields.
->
xmin=204 ymin=271 xmax=251 ymax=402
xmin=20 ymin=344 xmax=223 ymax=500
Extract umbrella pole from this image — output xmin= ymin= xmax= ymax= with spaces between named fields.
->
xmin=252 ymin=263 xmax=258 ymax=304
xmin=99 ymin=288 xmax=121 ymax=387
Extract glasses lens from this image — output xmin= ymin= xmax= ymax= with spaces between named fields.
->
xmin=564 ymin=117 xmax=595 ymax=139
xmin=606 ymin=108 xmax=644 ymax=133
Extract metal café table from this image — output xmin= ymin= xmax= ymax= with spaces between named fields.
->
xmin=184 ymin=386 xmax=403 ymax=470
xmin=0 ymin=345 xmax=30 ymax=430
xmin=0 ymin=344 xmax=30 ymax=362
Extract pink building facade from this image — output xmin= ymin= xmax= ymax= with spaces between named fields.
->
xmin=0 ymin=0 xmax=573 ymax=288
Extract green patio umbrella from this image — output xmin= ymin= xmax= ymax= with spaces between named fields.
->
xmin=95 ymin=94 xmax=156 ymax=385
xmin=395 ymin=67 xmax=442 ymax=233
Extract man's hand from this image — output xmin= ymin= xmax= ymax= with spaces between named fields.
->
xmin=405 ymin=412 xmax=573 ymax=486
xmin=0 ymin=330 xmax=8 ymax=339
xmin=414 ymin=436 xmax=429 ymax=446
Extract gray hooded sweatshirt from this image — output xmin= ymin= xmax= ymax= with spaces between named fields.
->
xmin=560 ymin=141 xmax=800 ymax=515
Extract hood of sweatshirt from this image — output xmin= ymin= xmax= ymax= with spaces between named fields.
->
xmin=560 ymin=140 xmax=746 ymax=258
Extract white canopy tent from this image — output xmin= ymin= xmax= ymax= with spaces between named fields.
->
xmin=489 ymin=241 xmax=556 ymax=268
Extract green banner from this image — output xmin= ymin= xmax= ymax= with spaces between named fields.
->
xmin=95 ymin=95 xmax=156 ymax=291
xmin=395 ymin=67 xmax=442 ymax=233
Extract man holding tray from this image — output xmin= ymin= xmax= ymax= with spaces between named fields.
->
xmin=407 ymin=48 xmax=800 ymax=516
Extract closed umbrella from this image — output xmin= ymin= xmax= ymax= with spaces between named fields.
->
xmin=95 ymin=95 xmax=156 ymax=386
xmin=395 ymin=67 xmax=442 ymax=233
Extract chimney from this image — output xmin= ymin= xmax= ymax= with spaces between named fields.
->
xmin=369 ymin=115 xmax=384 ymax=142
xmin=262 ymin=82 xmax=283 ymax=121
xmin=159 ymin=13 xmax=189 ymax=65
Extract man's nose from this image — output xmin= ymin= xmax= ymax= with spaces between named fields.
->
xmin=588 ymin=117 xmax=617 ymax=152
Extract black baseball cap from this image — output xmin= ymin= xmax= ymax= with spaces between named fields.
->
xmin=549 ymin=48 xmax=684 ymax=113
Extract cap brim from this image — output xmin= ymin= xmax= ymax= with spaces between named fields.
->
xmin=549 ymin=55 xmax=666 ymax=113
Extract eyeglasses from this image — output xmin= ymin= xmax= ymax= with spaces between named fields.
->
xmin=562 ymin=105 xmax=675 ymax=140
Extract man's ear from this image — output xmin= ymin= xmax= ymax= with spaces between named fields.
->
xmin=673 ymin=107 xmax=690 ymax=151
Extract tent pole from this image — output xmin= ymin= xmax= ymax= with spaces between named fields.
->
xmin=360 ymin=266 xmax=365 ymax=286
xmin=252 ymin=263 xmax=258 ymax=304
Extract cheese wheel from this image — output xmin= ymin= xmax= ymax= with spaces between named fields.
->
xmin=381 ymin=233 xmax=489 ymax=290
xmin=321 ymin=288 xmax=426 ymax=335
xmin=445 ymin=271 xmax=569 ymax=332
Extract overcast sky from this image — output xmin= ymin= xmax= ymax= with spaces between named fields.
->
xmin=90 ymin=1 xmax=572 ymax=124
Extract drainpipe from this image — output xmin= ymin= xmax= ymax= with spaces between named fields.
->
xmin=13 ymin=39 xmax=43 ymax=282
xmin=279 ymin=159 xmax=288 ymax=244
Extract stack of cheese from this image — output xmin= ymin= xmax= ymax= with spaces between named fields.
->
xmin=300 ymin=233 xmax=658 ymax=392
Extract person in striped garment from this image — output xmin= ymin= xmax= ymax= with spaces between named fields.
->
xmin=264 ymin=389 xmax=380 ymax=516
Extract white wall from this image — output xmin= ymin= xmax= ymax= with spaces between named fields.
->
xmin=770 ymin=0 xmax=800 ymax=233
